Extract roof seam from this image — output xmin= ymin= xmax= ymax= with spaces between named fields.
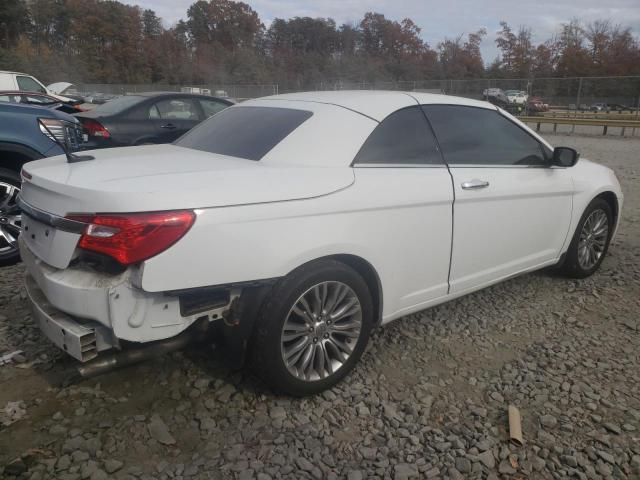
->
xmin=255 ymin=97 xmax=380 ymax=123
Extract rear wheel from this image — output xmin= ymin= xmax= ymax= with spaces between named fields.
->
xmin=559 ymin=198 xmax=613 ymax=278
xmin=250 ymin=260 xmax=373 ymax=396
xmin=0 ymin=168 xmax=21 ymax=267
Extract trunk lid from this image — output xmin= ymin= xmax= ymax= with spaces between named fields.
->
xmin=20 ymin=145 xmax=354 ymax=217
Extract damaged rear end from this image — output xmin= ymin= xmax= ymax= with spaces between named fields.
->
xmin=18 ymin=197 xmax=250 ymax=372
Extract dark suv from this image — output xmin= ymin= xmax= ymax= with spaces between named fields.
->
xmin=0 ymin=102 xmax=85 ymax=266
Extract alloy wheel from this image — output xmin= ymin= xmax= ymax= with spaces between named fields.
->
xmin=577 ymin=208 xmax=609 ymax=270
xmin=0 ymin=181 xmax=21 ymax=256
xmin=280 ymin=281 xmax=362 ymax=382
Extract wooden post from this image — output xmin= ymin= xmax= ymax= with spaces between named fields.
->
xmin=536 ymin=122 xmax=541 ymax=132
xmin=621 ymin=127 xmax=626 ymax=137
xmin=553 ymin=123 xmax=557 ymax=133
xmin=603 ymin=125 xmax=608 ymax=136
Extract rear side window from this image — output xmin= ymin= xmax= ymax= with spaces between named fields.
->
xmin=423 ymin=105 xmax=548 ymax=166
xmin=149 ymin=98 xmax=199 ymax=120
xmin=176 ymin=106 xmax=313 ymax=161
xmin=199 ymin=98 xmax=229 ymax=118
xmin=353 ymin=106 xmax=441 ymax=165
xmin=93 ymin=95 xmax=144 ymax=114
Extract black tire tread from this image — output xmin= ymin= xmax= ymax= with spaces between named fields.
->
xmin=0 ymin=168 xmax=22 ymax=267
xmin=249 ymin=259 xmax=373 ymax=396
xmin=559 ymin=197 xmax=613 ymax=279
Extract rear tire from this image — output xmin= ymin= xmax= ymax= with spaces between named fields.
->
xmin=0 ymin=168 xmax=22 ymax=267
xmin=250 ymin=259 xmax=373 ymax=396
xmin=559 ymin=198 xmax=613 ymax=278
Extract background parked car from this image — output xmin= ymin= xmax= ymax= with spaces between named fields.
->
xmin=505 ymin=90 xmax=528 ymax=104
xmin=0 ymin=91 xmax=84 ymax=114
xmin=528 ymin=96 xmax=549 ymax=113
xmin=590 ymin=102 xmax=609 ymax=112
xmin=74 ymin=92 xmax=234 ymax=148
xmin=0 ymin=102 xmax=86 ymax=266
xmin=84 ymin=92 xmax=118 ymax=105
xmin=482 ymin=88 xmax=523 ymax=115
xmin=482 ymin=88 xmax=509 ymax=107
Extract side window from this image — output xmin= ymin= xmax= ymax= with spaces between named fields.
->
xmin=149 ymin=98 xmax=199 ymax=120
xmin=199 ymin=99 xmax=228 ymax=118
xmin=16 ymin=76 xmax=46 ymax=94
xmin=353 ymin=106 xmax=441 ymax=165
xmin=24 ymin=94 xmax=53 ymax=105
xmin=422 ymin=105 xmax=548 ymax=166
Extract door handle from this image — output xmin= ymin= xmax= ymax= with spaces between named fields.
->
xmin=461 ymin=179 xmax=490 ymax=190
xmin=160 ymin=123 xmax=176 ymax=129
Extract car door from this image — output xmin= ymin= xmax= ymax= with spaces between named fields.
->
xmin=422 ymin=104 xmax=573 ymax=295
xmin=149 ymin=97 xmax=202 ymax=142
xmin=351 ymin=106 xmax=454 ymax=316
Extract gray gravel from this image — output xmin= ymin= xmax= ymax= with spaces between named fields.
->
xmin=1 ymin=134 xmax=639 ymax=479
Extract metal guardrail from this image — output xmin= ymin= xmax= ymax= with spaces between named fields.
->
xmin=520 ymin=116 xmax=640 ymax=136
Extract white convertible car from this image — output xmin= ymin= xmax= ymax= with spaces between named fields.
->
xmin=17 ymin=91 xmax=622 ymax=395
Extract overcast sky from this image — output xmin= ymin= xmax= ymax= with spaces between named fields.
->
xmin=126 ymin=0 xmax=640 ymax=62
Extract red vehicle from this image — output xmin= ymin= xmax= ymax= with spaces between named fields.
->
xmin=528 ymin=96 xmax=549 ymax=113
xmin=0 ymin=91 xmax=85 ymax=114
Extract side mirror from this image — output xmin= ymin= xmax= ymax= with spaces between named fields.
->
xmin=552 ymin=147 xmax=579 ymax=167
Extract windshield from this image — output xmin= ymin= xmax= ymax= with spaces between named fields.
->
xmin=175 ymin=106 xmax=313 ymax=161
xmin=92 ymin=95 xmax=144 ymax=114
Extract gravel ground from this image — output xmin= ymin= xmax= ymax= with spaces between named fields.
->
xmin=1 ymin=134 xmax=639 ymax=480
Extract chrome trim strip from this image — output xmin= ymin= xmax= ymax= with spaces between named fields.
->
xmin=446 ymin=164 xmax=555 ymax=169
xmin=17 ymin=196 xmax=86 ymax=234
xmin=353 ymin=163 xmax=446 ymax=168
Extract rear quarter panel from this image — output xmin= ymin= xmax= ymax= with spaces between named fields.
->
xmin=140 ymin=169 xmax=454 ymax=320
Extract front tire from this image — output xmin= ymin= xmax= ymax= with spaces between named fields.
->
xmin=559 ymin=198 xmax=613 ymax=278
xmin=0 ymin=168 xmax=22 ymax=267
xmin=250 ymin=260 xmax=373 ymax=396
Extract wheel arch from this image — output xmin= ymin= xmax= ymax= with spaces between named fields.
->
xmin=594 ymin=191 xmax=619 ymax=231
xmin=286 ymin=254 xmax=384 ymax=328
xmin=0 ymin=142 xmax=43 ymax=173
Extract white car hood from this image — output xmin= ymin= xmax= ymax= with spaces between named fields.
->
xmin=20 ymin=145 xmax=354 ymax=216
xmin=47 ymin=82 xmax=73 ymax=94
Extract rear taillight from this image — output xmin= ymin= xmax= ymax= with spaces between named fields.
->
xmin=82 ymin=119 xmax=110 ymax=138
xmin=38 ymin=117 xmax=84 ymax=150
xmin=67 ymin=211 xmax=196 ymax=265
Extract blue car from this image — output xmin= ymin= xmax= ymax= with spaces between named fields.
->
xmin=0 ymin=102 xmax=85 ymax=265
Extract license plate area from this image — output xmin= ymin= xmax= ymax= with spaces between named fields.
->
xmin=22 ymin=214 xmax=81 ymax=269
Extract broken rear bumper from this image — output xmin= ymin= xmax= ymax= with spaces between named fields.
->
xmin=25 ymin=275 xmax=116 ymax=361
xmin=19 ymin=237 xmax=239 ymax=362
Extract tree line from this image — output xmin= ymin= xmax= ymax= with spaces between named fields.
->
xmin=1 ymin=0 xmax=639 ymax=89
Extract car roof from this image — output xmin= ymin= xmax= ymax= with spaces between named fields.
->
xmin=135 ymin=91 xmax=232 ymax=100
xmin=256 ymin=90 xmax=494 ymax=122
xmin=0 ymin=70 xmax=29 ymax=76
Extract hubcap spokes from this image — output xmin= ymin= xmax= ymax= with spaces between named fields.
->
xmin=577 ymin=209 xmax=608 ymax=270
xmin=281 ymin=281 xmax=362 ymax=382
xmin=0 ymin=182 xmax=21 ymax=255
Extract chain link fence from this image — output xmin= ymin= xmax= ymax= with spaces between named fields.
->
xmin=76 ymin=83 xmax=278 ymax=101
xmin=75 ymin=77 xmax=640 ymax=112
xmin=309 ymin=76 xmax=640 ymax=112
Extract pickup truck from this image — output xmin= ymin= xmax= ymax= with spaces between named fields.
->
xmin=0 ymin=70 xmax=74 ymax=103
xmin=0 ymin=103 xmax=85 ymax=266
